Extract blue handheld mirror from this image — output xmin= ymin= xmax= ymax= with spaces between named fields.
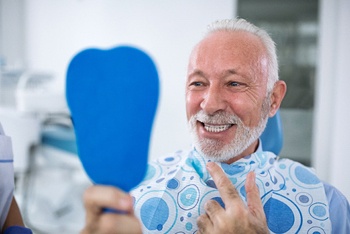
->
xmin=66 ymin=46 xmax=159 ymax=191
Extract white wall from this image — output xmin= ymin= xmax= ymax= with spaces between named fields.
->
xmin=0 ymin=0 xmax=25 ymax=69
xmin=23 ymin=0 xmax=235 ymax=161
xmin=312 ymin=0 xmax=350 ymax=200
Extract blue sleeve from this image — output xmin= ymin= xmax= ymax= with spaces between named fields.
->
xmin=324 ymin=182 xmax=350 ymax=234
xmin=4 ymin=226 xmax=32 ymax=234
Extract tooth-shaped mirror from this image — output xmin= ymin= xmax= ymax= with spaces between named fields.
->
xmin=66 ymin=46 xmax=159 ymax=191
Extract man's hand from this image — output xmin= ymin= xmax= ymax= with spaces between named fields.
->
xmin=81 ymin=185 xmax=142 ymax=234
xmin=197 ymin=162 xmax=269 ymax=234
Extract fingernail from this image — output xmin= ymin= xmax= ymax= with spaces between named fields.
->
xmin=248 ymin=171 xmax=256 ymax=181
xmin=250 ymin=171 xmax=256 ymax=179
xmin=246 ymin=172 xmax=256 ymax=190
xmin=206 ymin=162 xmax=214 ymax=170
xmin=119 ymin=196 xmax=132 ymax=209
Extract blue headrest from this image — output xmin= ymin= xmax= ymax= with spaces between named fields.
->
xmin=260 ymin=110 xmax=283 ymax=155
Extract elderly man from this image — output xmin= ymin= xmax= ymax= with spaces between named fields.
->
xmin=81 ymin=18 xmax=350 ymax=233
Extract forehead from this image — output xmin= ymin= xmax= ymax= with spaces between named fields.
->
xmin=188 ymin=30 xmax=268 ymax=78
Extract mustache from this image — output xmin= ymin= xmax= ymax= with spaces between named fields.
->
xmin=191 ymin=110 xmax=241 ymax=125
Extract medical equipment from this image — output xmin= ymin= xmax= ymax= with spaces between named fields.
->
xmin=21 ymin=115 xmax=91 ymax=233
xmin=0 ymin=71 xmax=89 ymax=233
xmin=15 ymin=72 xmax=67 ymax=113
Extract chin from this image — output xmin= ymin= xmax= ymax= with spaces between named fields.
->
xmin=194 ymin=138 xmax=246 ymax=163
xmin=188 ymin=109 xmax=269 ymax=163
xmin=201 ymin=152 xmax=238 ymax=163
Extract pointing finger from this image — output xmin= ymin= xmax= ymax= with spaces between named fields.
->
xmin=206 ymin=162 xmax=243 ymax=208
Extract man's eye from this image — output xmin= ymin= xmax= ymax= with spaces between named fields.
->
xmin=229 ymin=82 xmax=240 ymax=87
xmin=191 ymin=82 xmax=203 ymax=86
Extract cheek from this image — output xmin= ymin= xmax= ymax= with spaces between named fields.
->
xmin=235 ymin=89 xmax=267 ymax=122
xmin=228 ymin=97 xmax=261 ymax=127
xmin=186 ymin=92 xmax=202 ymax=119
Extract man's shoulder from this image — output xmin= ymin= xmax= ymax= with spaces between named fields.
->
xmin=274 ymin=156 xmax=308 ymax=166
xmin=265 ymin=155 xmax=327 ymax=187
xmin=272 ymin=156 xmax=349 ymax=207
xmin=271 ymin=154 xmax=350 ymax=232
xmin=273 ymin=156 xmax=317 ymax=173
xmin=323 ymin=181 xmax=350 ymax=233
xmin=323 ymin=181 xmax=350 ymax=208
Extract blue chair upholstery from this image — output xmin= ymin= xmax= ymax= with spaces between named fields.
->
xmin=260 ymin=110 xmax=283 ymax=155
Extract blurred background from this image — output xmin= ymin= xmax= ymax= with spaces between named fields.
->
xmin=0 ymin=0 xmax=349 ymax=233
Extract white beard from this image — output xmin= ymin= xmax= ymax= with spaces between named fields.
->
xmin=188 ymin=99 xmax=270 ymax=162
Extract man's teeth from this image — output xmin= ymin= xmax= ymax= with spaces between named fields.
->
xmin=204 ymin=124 xmax=232 ymax=133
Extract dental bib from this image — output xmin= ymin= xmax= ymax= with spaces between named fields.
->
xmin=131 ymin=148 xmax=331 ymax=233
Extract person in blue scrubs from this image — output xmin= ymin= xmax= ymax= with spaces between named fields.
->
xmin=0 ymin=123 xmax=32 ymax=234
xmin=80 ymin=18 xmax=350 ymax=233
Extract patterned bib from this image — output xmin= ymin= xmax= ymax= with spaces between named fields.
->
xmin=131 ymin=148 xmax=331 ymax=233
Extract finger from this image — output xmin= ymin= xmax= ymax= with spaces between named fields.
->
xmin=206 ymin=162 xmax=243 ymax=207
xmin=100 ymin=212 xmax=142 ymax=234
xmin=245 ymin=172 xmax=265 ymax=217
xmin=197 ymin=213 xmax=212 ymax=234
xmin=83 ymin=185 xmax=134 ymax=216
xmin=204 ymin=199 xmax=224 ymax=223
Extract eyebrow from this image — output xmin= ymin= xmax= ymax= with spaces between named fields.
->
xmin=225 ymin=69 xmax=238 ymax=77
xmin=187 ymin=69 xmax=206 ymax=79
xmin=187 ymin=68 xmax=240 ymax=80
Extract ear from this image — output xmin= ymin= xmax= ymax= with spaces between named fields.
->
xmin=268 ymin=80 xmax=287 ymax=117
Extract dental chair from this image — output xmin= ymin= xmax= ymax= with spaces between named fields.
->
xmin=261 ymin=111 xmax=283 ymax=155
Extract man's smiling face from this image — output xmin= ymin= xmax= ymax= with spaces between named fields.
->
xmin=186 ymin=30 xmax=271 ymax=163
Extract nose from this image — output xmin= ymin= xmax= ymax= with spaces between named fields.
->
xmin=200 ymin=86 xmax=227 ymax=115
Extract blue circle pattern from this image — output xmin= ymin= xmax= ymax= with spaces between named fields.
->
xmin=140 ymin=197 xmax=169 ymax=231
xmin=307 ymin=226 xmax=326 ymax=234
xmin=300 ymin=195 xmax=309 ymax=203
xmin=178 ymin=185 xmax=200 ymax=210
xmin=131 ymin=149 xmax=331 ymax=233
xmin=295 ymin=166 xmax=320 ymax=185
xmin=264 ymin=198 xmax=295 ymax=233
xmin=167 ymin=178 xmax=179 ymax=190
xmin=296 ymin=192 xmax=313 ymax=207
xmin=309 ymin=203 xmax=328 ymax=221
xmin=136 ymin=190 xmax=177 ymax=233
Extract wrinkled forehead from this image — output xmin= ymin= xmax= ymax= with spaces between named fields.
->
xmin=187 ymin=30 xmax=269 ymax=80
xmin=192 ymin=31 xmax=267 ymax=61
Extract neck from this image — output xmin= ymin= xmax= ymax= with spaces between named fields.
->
xmin=224 ymin=139 xmax=259 ymax=164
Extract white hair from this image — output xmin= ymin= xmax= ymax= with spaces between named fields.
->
xmin=206 ymin=18 xmax=278 ymax=92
